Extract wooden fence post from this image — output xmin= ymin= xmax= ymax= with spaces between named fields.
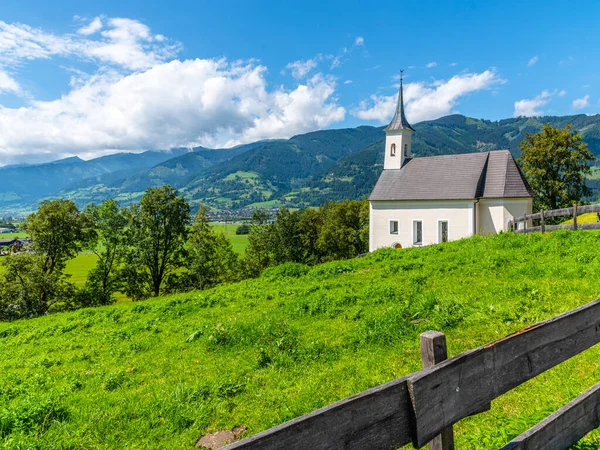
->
xmin=540 ymin=209 xmax=545 ymax=233
xmin=523 ymin=214 xmax=527 ymax=233
xmin=420 ymin=331 xmax=454 ymax=450
xmin=573 ymin=204 xmax=578 ymax=231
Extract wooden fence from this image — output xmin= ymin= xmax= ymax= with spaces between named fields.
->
xmin=222 ymin=299 xmax=600 ymax=450
xmin=509 ymin=203 xmax=600 ymax=234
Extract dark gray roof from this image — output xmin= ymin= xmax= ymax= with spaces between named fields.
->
xmin=384 ymin=79 xmax=415 ymax=133
xmin=480 ymin=150 xmax=534 ymax=198
xmin=369 ymin=150 xmax=534 ymax=201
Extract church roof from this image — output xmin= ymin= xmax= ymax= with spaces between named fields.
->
xmin=369 ymin=150 xmax=534 ymax=201
xmin=384 ymin=77 xmax=415 ymax=133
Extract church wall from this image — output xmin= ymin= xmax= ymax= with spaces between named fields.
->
xmin=369 ymin=200 xmax=475 ymax=251
xmin=478 ymin=198 xmax=532 ymax=235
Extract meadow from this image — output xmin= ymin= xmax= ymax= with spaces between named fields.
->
xmin=0 ymin=232 xmax=28 ymax=239
xmin=1 ymin=231 xmax=600 ymax=449
xmin=208 ymin=223 xmax=249 ymax=254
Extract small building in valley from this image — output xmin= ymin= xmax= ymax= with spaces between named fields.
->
xmin=369 ymin=74 xmax=533 ymax=251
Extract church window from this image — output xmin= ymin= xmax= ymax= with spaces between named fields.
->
xmin=404 ymin=144 xmax=408 ymax=157
xmin=389 ymin=220 xmax=398 ymax=235
xmin=413 ymin=221 xmax=422 ymax=245
xmin=390 ymin=143 xmax=396 ymax=156
xmin=439 ymin=221 xmax=448 ymax=243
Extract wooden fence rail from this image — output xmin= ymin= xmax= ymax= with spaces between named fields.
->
xmin=509 ymin=203 xmax=600 ymax=233
xmin=222 ymin=298 xmax=600 ymax=450
xmin=500 ymin=381 xmax=600 ymax=450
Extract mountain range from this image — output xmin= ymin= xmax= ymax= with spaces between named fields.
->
xmin=2 ymin=113 xmax=600 ymax=215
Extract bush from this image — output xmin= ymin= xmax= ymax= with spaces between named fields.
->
xmin=236 ymin=223 xmax=251 ymax=235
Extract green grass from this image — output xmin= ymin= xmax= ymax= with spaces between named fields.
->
xmin=2 ymin=231 xmax=600 ymax=449
xmin=563 ymin=212 xmax=599 ymax=225
xmin=0 ymin=232 xmax=28 ymax=239
xmin=210 ymin=223 xmax=249 ymax=254
xmin=223 ymin=171 xmax=259 ymax=181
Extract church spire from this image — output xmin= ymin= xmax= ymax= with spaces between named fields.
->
xmin=384 ymin=70 xmax=415 ymax=132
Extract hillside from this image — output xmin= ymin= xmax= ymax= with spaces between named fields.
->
xmin=1 ymin=231 xmax=600 ymax=448
xmin=0 ymin=149 xmax=191 ymax=209
xmin=3 ymin=113 xmax=600 ymax=214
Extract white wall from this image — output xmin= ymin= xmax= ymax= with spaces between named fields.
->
xmin=369 ymin=200 xmax=475 ymax=251
xmin=478 ymin=198 xmax=532 ymax=235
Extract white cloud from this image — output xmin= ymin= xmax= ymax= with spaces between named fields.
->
xmin=425 ymin=62 xmax=437 ymax=68
xmin=354 ymin=36 xmax=364 ymax=46
xmin=0 ymin=59 xmax=346 ymax=164
xmin=572 ymin=95 xmax=590 ymax=110
xmin=352 ymin=70 xmax=503 ymax=124
xmin=285 ymin=56 xmax=320 ymax=79
xmin=559 ymin=90 xmax=567 ymax=96
xmin=527 ymin=55 xmax=539 ymax=67
xmin=0 ymin=69 xmax=21 ymax=94
xmin=343 ymin=80 xmax=352 ymax=84
xmin=78 ymin=17 xmax=103 ymax=35
xmin=329 ymin=48 xmax=348 ymax=69
xmin=449 ymin=62 xmax=458 ymax=67
xmin=513 ymin=90 xmax=552 ymax=117
xmin=0 ymin=18 xmax=181 ymax=71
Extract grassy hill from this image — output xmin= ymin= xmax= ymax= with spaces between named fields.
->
xmin=2 ymin=231 xmax=600 ymax=449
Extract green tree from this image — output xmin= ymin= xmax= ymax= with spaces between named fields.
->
xmin=272 ymin=208 xmax=302 ymax=264
xmin=184 ymin=206 xmax=238 ymax=290
xmin=297 ymin=208 xmax=325 ymax=264
xmin=317 ymin=200 xmax=369 ymax=260
xmin=123 ymin=186 xmax=191 ymax=298
xmin=241 ymin=210 xmax=276 ymax=277
xmin=82 ymin=199 xmax=128 ymax=305
xmin=0 ymin=254 xmax=77 ymax=320
xmin=24 ymin=199 xmax=92 ymax=309
xmin=518 ymin=124 xmax=596 ymax=210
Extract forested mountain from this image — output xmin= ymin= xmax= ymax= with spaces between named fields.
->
xmin=0 ymin=149 xmax=190 ymax=206
xmin=2 ymin=113 xmax=600 ymax=214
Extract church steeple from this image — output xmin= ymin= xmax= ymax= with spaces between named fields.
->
xmin=383 ymin=69 xmax=414 ymax=170
xmin=384 ymin=70 xmax=415 ymax=132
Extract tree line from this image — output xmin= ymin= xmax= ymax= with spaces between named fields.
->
xmin=0 ymin=186 xmax=368 ymax=321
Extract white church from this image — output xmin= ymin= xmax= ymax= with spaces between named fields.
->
xmin=369 ymin=75 xmax=533 ymax=251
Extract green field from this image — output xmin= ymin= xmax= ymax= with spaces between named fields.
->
xmin=210 ymin=222 xmax=249 ymax=254
xmin=2 ymin=231 xmax=600 ymax=448
xmin=563 ymin=212 xmax=599 ymax=225
xmin=0 ymin=232 xmax=28 ymax=239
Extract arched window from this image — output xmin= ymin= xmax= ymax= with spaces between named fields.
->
xmin=404 ymin=144 xmax=408 ymax=157
xmin=390 ymin=143 xmax=396 ymax=156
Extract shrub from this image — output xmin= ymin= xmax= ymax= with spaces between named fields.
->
xmin=235 ymin=224 xmax=251 ymax=235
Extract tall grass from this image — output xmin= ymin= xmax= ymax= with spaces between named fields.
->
xmin=1 ymin=231 xmax=600 ymax=448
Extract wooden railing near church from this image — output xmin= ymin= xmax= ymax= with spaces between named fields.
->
xmin=509 ymin=203 xmax=600 ymax=233
xmin=222 ymin=298 xmax=600 ymax=450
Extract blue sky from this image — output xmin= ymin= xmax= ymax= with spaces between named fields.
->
xmin=0 ymin=0 xmax=599 ymax=164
